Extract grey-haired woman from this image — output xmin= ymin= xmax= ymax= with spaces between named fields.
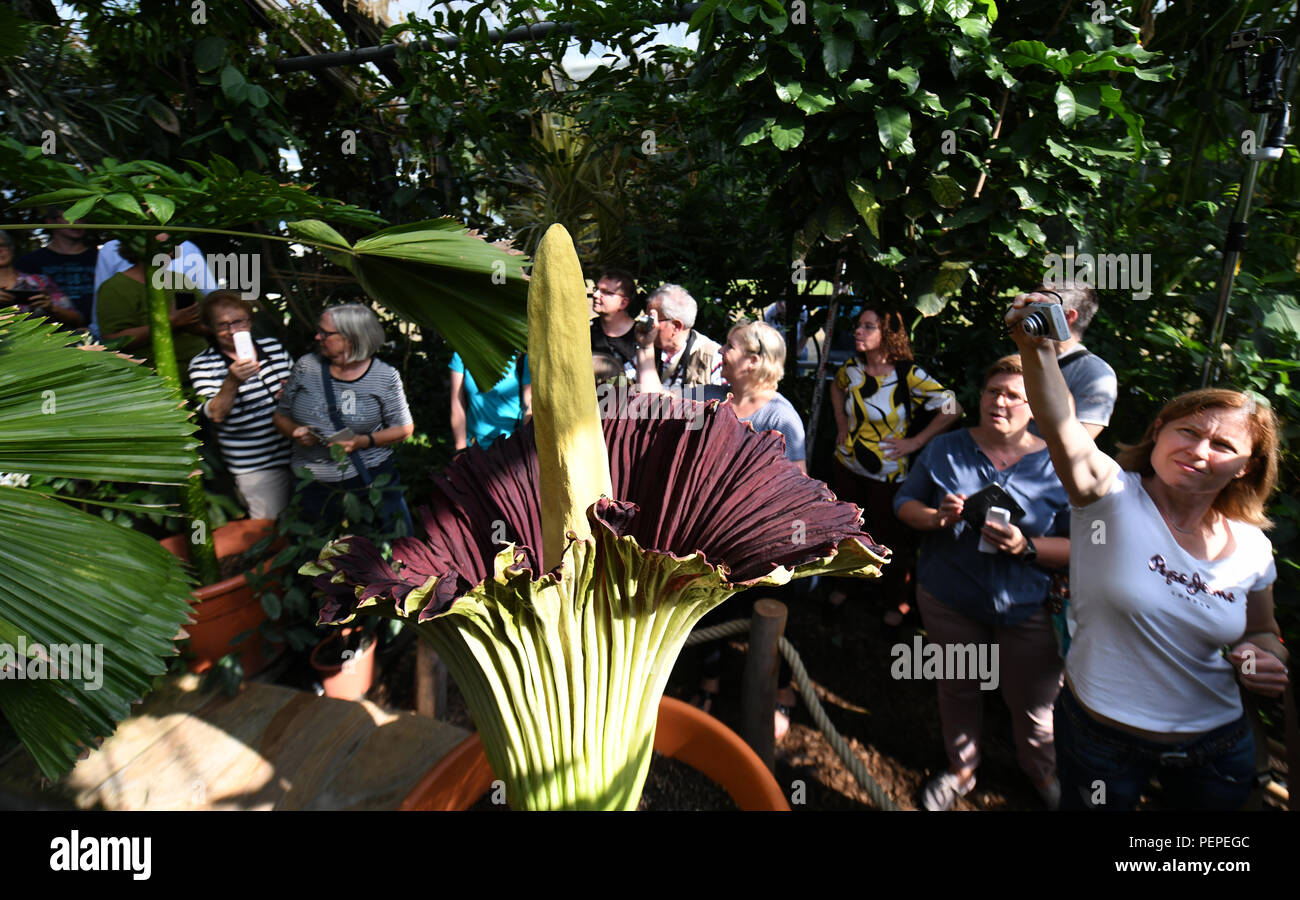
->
xmin=273 ymin=304 xmax=415 ymax=535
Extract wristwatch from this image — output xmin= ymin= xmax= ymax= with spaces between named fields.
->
xmin=1018 ymin=536 xmax=1038 ymax=563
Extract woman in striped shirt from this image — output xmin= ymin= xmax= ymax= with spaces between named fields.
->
xmin=188 ymin=291 xmax=295 ymax=520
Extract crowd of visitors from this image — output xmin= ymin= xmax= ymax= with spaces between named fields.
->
xmin=4 ymin=216 xmax=1285 ymax=812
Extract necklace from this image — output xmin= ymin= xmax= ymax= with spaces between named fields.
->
xmin=1151 ymin=493 xmax=1212 ymax=536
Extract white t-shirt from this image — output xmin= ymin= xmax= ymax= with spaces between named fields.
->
xmin=1066 ymin=468 xmax=1276 ymax=733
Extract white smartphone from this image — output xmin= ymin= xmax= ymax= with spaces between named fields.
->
xmin=978 ymin=506 xmax=1011 ymax=554
xmin=233 ymin=330 xmax=256 ymax=362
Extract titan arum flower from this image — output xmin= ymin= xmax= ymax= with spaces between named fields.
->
xmin=304 ymin=225 xmax=887 ymax=810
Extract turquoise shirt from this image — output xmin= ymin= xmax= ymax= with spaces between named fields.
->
xmin=450 ymin=353 xmax=530 ymax=448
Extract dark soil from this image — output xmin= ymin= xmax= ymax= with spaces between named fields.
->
xmin=465 ymin=753 xmax=738 ymax=811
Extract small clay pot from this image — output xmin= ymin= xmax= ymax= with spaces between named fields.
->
xmin=309 ymin=627 xmax=377 ymax=701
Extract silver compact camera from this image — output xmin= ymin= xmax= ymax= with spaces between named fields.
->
xmin=633 ymin=312 xmax=657 ymax=331
xmin=1021 ymin=301 xmax=1071 ymax=341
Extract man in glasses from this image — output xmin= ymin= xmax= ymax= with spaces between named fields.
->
xmin=588 ymin=267 xmax=640 ymax=379
xmin=188 ymin=291 xmax=295 ymax=520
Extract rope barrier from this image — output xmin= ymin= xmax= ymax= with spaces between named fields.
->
xmin=685 ymin=618 xmax=899 ymax=811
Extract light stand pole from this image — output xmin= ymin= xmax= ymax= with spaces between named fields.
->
xmin=1201 ymin=31 xmax=1293 ymax=388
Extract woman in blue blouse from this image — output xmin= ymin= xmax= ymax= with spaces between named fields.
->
xmin=894 ymin=354 xmax=1071 ymax=810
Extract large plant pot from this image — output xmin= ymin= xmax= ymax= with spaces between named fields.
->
xmin=309 ymin=627 xmax=377 ymax=701
xmin=400 ymin=696 xmax=791 ymax=811
xmin=160 ymin=518 xmax=279 ymax=676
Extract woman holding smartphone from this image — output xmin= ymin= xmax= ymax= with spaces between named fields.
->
xmin=1007 ymin=293 xmax=1287 ymax=811
xmin=0 ymin=230 xmax=82 ymax=327
xmin=273 ymin=304 xmax=415 ymax=536
xmin=894 ymin=354 xmax=1072 ymax=810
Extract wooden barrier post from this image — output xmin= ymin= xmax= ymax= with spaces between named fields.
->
xmin=741 ymin=598 xmax=787 ymax=772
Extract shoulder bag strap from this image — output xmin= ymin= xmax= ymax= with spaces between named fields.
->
xmin=318 ymin=355 xmax=373 ymax=485
xmin=1057 ymin=348 xmax=1089 ymax=371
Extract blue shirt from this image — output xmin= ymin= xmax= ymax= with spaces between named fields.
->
xmin=450 ymin=352 xmax=530 ymax=448
xmin=894 ymin=429 xmax=1070 ymax=626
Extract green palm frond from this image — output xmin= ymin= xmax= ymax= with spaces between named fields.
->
xmin=288 ymin=219 xmax=530 ymax=390
xmin=0 ymin=314 xmax=198 ymax=485
xmin=0 ymin=312 xmax=197 ymax=780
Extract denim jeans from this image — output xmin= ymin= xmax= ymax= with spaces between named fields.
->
xmin=1055 ymin=683 xmax=1255 ymax=811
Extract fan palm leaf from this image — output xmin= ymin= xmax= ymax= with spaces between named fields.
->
xmin=0 ymin=313 xmax=197 ymax=780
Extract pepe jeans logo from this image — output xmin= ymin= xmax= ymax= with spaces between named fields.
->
xmin=1147 ymin=555 xmax=1236 ymax=603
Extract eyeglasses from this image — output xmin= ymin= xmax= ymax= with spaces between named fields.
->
xmin=214 ymin=318 xmax=252 ymax=333
xmin=317 ymin=327 xmax=340 ymax=338
xmin=593 ymin=288 xmax=625 ymax=299
xmin=854 ymin=323 xmax=881 ymax=332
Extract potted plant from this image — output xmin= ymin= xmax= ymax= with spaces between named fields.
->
xmin=306 ymin=226 xmax=888 ymax=810
xmin=309 ymin=625 xmax=378 ymax=701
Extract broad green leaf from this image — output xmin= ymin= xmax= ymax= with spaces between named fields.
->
xmin=822 ymin=34 xmax=854 ymax=79
xmin=956 ymin=16 xmax=991 ymax=40
xmin=19 ymin=188 xmax=97 ymax=206
xmin=844 ymin=77 xmax=875 ymax=96
xmin=246 ymin=85 xmax=270 ymax=109
xmin=194 ymin=35 xmax=226 ymax=73
xmin=775 ymin=80 xmax=803 ymax=103
xmin=1005 ymin=40 xmax=1071 ymax=77
xmin=928 ymin=174 xmax=963 ymax=208
xmin=939 ymin=0 xmax=973 ymax=19
xmin=1016 ymin=219 xmax=1048 ymax=245
xmin=141 ymin=193 xmax=175 ymax=225
xmin=220 ymin=65 xmax=248 ymax=102
xmin=933 ymin=261 xmax=971 ymax=296
xmin=992 ymin=221 xmax=1031 ymax=256
xmin=770 ymin=119 xmax=805 ymax=150
xmin=738 ymin=117 xmax=776 ymax=146
xmin=875 ymin=106 xmax=912 ymax=150
xmin=888 ymin=66 xmax=920 ymax=95
xmin=824 ymin=202 xmax=856 ymax=241
xmin=913 ymin=291 xmax=947 ymax=316
xmin=687 ymin=0 xmax=724 ymax=32
xmin=103 ymin=192 xmax=145 ymax=219
xmin=62 ymin=195 xmax=99 ymax=224
xmin=1055 ymin=84 xmax=1078 ymax=125
xmin=795 ymin=85 xmax=836 ymax=114
xmin=846 ymin=178 xmax=882 ymax=238
xmin=842 ymin=9 xmax=876 ymax=40
xmin=287 ymin=219 xmax=352 ymax=250
xmin=144 ymin=98 xmax=181 ymax=136
xmin=942 ymin=204 xmax=993 ymax=229
xmin=734 ymin=59 xmax=766 ymax=84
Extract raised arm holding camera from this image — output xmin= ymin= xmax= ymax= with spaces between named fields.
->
xmin=1007 ymin=291 xmax=1288 ymax=811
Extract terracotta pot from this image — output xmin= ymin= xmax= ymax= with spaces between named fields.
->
xmin=400 ymin=695 xmax=791 ymax=811
xmin=160 ymin=518 xmax=279 ymax=676
xmin=309 ymin=627 xmax=377 ymax=701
